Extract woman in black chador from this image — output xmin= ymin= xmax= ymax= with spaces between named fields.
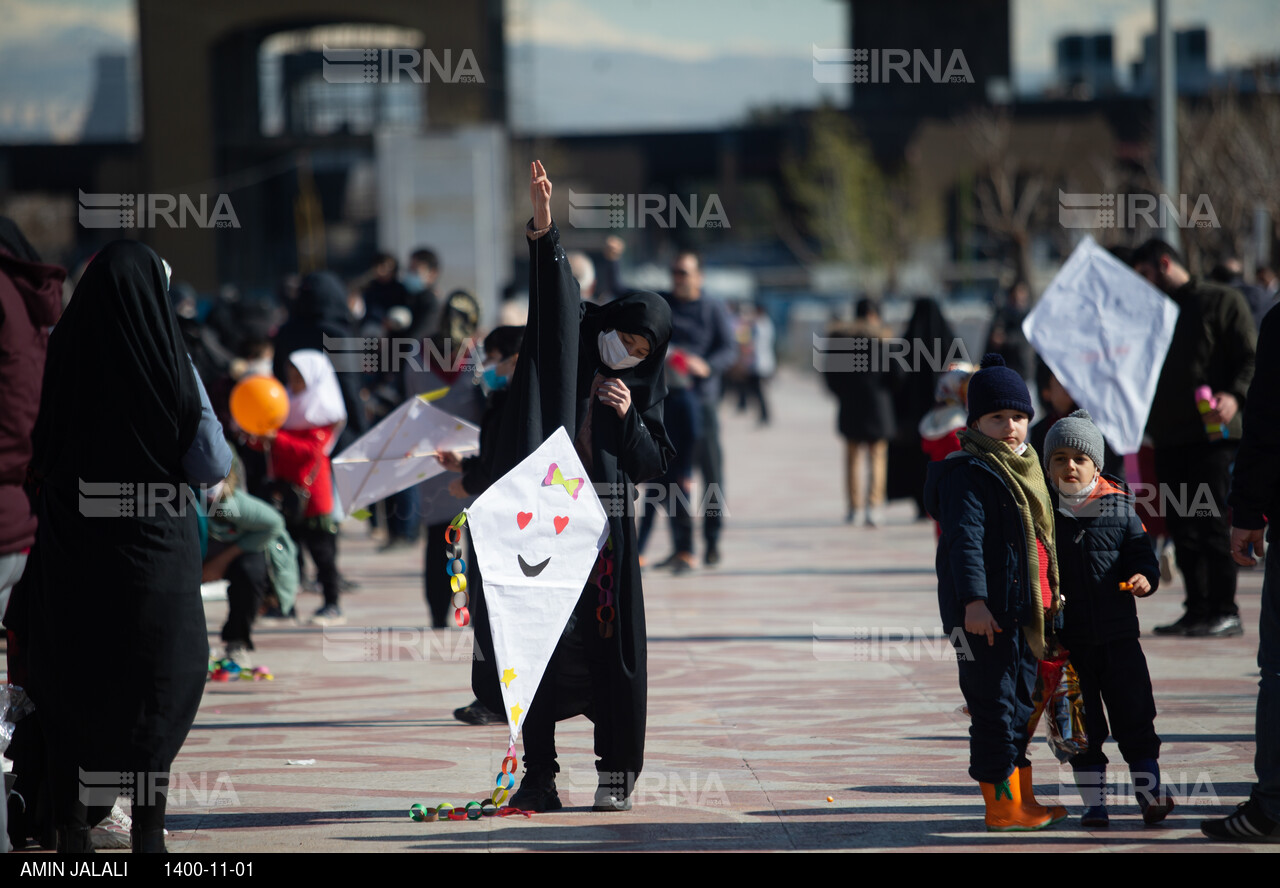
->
xmin=470 ymin=161 xmax=673 ymax=811
xmin=15 ymin=241 xmax=230 ymax=851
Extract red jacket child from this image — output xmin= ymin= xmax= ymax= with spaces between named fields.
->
xmin=269 ymin=425 xmax=338 ymax=518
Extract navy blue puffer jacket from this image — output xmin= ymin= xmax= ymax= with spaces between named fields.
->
xmin=1052 ymin=475 xmax=1160 ymax=647
xmin=925 ymin=452 xmax=1036 ymax=635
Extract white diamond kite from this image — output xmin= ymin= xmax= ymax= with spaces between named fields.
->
xmin=1022 ymin=235 xmax=1180 ymax=455
xmin=465 ymin=426 xmax=609 ymax=747
xmin=332 ymin=395 xmax=479 ymax=518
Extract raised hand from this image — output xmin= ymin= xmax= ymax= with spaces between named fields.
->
xmin=530 ymin=160 xmax=552 ymax=230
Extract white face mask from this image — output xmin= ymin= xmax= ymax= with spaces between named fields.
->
xmin=598 ymin=330 xmax=642 ymax=369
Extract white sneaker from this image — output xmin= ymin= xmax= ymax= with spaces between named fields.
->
xmin=90 ymin=803 xmax=132 ymax=849
xmin=223 ymin=644 xmax=253 ymax=670
xmin=309 ymin=605 xmax=346 ymax=627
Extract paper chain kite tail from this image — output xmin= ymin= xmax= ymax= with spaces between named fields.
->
xmin=407 ymin=428 xmax=609 ymax=823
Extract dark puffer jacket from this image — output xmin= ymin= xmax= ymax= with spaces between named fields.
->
xmin=1052 ymin=475 xmax=1160 ymax=647
xmin=0 ymin=248 xmax=64 ymax=555
xmin=925 ymin=451 xmax=1034 ymax=635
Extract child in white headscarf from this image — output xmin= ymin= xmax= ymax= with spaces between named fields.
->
xmin=250 ymin=349 xmax=348 ymax=625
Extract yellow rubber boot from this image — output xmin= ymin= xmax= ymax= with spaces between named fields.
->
xmin=980 ymin=773 xmax=1054 ymax=831
xmin=1017 ymin=765 xmax=1068 ymax=825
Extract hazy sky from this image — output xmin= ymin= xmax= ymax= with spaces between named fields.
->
xmin=0 ymin=0 xmax=1276 ymax=140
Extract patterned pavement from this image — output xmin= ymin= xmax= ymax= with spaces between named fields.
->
xmin=164 ymin=368 xmax=1273 ymax=852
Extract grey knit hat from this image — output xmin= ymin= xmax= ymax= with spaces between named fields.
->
xmin=1043 ymin=408 xmax=1105 ymax=472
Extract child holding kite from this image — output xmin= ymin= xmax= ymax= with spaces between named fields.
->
xmin=468 ymin=161 xmax=674 ymax=812
xmin=924 ymin=353 xmax=1069 ymax=831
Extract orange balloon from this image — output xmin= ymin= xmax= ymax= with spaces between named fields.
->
xmin=230 ymin=375 xmax=290 ymax=436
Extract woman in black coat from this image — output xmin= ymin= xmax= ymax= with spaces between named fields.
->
xmin=15 ymin=241 xmax=230 ymax=852
xmin=824 ymin=298 xmax=897 ymax=525
xmin=470 ymin=161 xmax=673 ymax=811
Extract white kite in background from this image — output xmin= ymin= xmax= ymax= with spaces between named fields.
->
xmin=465 ymin=427 xmax=609 ymax=747
xmin=332 ymin=395 xmax=478 ymax=518
xmin=1023 ymin=236 xmax=1180 ymax=455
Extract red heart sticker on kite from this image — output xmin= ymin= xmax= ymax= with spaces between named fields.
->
xmin=554 ymin=516 xmax=569 ymax=534
xmin=516 ymin=512 xmax=532 ymax=529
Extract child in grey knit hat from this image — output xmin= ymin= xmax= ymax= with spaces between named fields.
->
xmin=1044 ymin=408 xmax=1169 ymax=828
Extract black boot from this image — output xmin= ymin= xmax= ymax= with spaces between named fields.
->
xmin=509 ymin=766 xmax=562 ymax=812
xmin=55 ymin=826 xmax=94 ymax=854
xmin=131 ymin=828 xmax=167 ymax=853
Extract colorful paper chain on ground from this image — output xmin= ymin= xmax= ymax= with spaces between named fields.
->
xmin=207 ymin=660 xmax=274 ymax=682
xmin=414 ymin=518 xmax=531 ymax=821
xmin=408 ymin=743 xmax=533 ymax=821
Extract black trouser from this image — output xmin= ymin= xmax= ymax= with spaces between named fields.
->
xmin=291 ymin=521 xmax=339 ymax=608
xmin=682 ymin=399 xmax=724 ymax=551
xmin=1067 ymin=637 xmax=1161 ymax=767
xmin=220 ymin=551 xmax=268 ymax=649
xmin=424 ymin=521 xmax=451 ymax=628
xmin=638 ymin=388 xmax=699 ymax=557
xmin=521 ymin=590 xmax=617 ymax=777
xmin=955 ymin=621 xmax=1038 ymax=784
xmin=1154 ymin=440 xmax=1239 ymax=620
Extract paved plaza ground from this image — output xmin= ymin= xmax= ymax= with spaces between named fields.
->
xmin=20 ymin=368 xmax=1276 ymax=853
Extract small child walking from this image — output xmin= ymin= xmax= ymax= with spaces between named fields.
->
xmin=1043 ymin=409 xmax=1172 ymax=826
xmin=249 ymin=350 xmax=347 ymax=626
xmin=925 ymin=353 xmax=1068 ymax=831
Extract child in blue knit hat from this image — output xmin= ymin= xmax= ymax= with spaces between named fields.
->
xmin=924 ymin=353 xmax=1068 ymax=830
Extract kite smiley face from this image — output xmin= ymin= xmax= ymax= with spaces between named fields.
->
xmin=514 ymin=464 xmax=583 ymax=577
xmin=466 ymin=428 xmax=609 ymax=591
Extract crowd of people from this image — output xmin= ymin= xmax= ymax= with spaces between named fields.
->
xmin=1 ymin=179 xmax=1278 ymax=849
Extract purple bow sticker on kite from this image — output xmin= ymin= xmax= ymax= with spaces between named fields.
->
xmin=542 ymin=463 xmax=584 ymax=500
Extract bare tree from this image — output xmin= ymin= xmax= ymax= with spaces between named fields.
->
xmin=1176 ymin=93 xmax=1280 ymax=274
xmin=962 ymin=109 xmax=1045 ymax=289
xmin=782 ymin=109 xmax=905 ymax=291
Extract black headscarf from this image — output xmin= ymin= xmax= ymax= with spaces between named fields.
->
xmin=17 ymin=240 xmax=209 ymax=807
xmin=32 ymin=240 xmax=202 ymax=485
xmin=580 ymin=290 xmax=672 ymax=412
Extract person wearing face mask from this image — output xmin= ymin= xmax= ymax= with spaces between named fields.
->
xmin=465 ymin=161 xmax=673 ymax=812
xmin=1044 ymin=409 xmax=1170 ymax=828
xmin=437 ymin=325 xmax=524 ymax=727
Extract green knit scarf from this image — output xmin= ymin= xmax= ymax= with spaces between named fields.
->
xmin=957 ymin=429 xmax=1060 ymax=659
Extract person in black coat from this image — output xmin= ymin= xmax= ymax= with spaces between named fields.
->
xmin=1043 ymin=410 xmax=1170 ymax=827
xmin=471 ymin=161 xmax=673 ymax=812
xmin=1203 ymin=306 xmax=1280 ymax=841
xmin=13 ymin=242 xmax=231 ymax=852
xmin=824 ymin=298 xmax=896 ymax=526
xmin=889 ymin=297 xmax=955 ymax=519
xmin=273 ymin=271 xmax=369 ymax=454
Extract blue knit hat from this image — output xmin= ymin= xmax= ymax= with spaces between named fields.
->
xmin=966 ymin=353 xmax=1034 ymax=425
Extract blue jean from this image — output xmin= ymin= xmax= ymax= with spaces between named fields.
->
xmin=1256 ymin=532 xmax=1280 ymax=820
xmin=956 ymin=621 xmax=1038 ymax=783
